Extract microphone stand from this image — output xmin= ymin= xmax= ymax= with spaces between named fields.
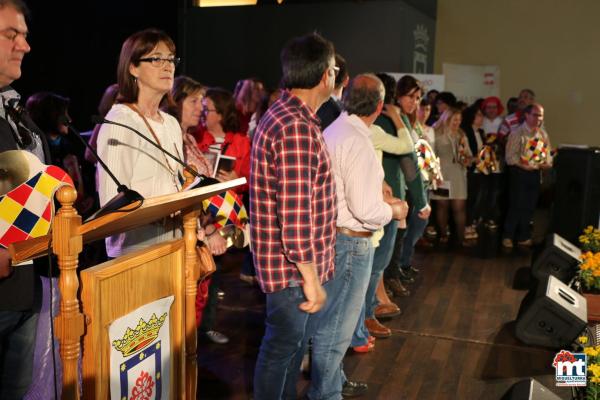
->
xmin=58 ymin=116 xmax=144 ymax=220
xmin=92 ymin=115 xmax=220 ymax=188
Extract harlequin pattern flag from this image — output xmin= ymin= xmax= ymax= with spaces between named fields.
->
xmin=521 ymin=131 xmax=549 ymax=167
xmin=0 ymin=152 xmax=73 ymax=249
xmin=202 ymin=190 xmax=248 ymax=229
xmin=414 ymin=138 xmax=442 ymax=189
xmin=476 ymin=145 xmax=499 ymax=175
xmin=109 ymin=296 xmax=174 ymax=400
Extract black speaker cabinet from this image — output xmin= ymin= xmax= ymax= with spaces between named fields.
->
xmin=516 ymin=275 xmax=587 ymax=348
xmin=552 ymin=146 xmax=600 ymax=244
xmin=532 ymin=233 xmax=581 ymax=283
xmin=501 ymin=378 xmax=562 ymax=400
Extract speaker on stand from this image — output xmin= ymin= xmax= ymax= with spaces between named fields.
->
xmin=531 ymin=233 xmax=581 ymax=283
xmin=501 ymin=378 xmax=562 ymax=400
xmin=515 ymin=275 xmax=587 ymax=348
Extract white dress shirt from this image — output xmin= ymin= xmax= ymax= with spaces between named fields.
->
xmin=324 ymin=112 xmax=392 ymax=232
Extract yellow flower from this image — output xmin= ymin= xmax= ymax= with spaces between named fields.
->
xmin=585 ymin=347 xmax=599 ymax=357
xmin=580 ymin=336 xmax=589 ymax=344
xmin=590 ymin=364 xmax=600 ymax=378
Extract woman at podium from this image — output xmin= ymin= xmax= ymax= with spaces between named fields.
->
xmin=96 ymin=29 xmax=183 ymax=258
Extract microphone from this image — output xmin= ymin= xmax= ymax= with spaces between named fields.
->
xmin=91 ymin=115 xmax=219 ymax=187
xmin=4 ymin=98 xmax=34 ymax=148
xmin=58 ymin=115 xmax=144 ymax=220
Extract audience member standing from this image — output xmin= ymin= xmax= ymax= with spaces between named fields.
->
xmin=317 ymin=53 xmax=349 ymax=130
xmin=498 ymin=88 xmax=535 ymax=137
xmin=0 ymin=2 xmax=46 ymax=397
xmin=250 ymin=33 xmax=337 ymax=399
xmin=320 ymin=73 xmax=408 ymax=398
xmin=502 ymin=104 xmax=552 ymax=248
xmin=432 ymin=107 xmax=473 ymax=245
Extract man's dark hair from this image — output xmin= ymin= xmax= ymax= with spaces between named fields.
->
xmin=520 ymin=88 xmax=536 ymax=98
xmin=0 ymin=0 xmax=29 ymax=17
xmin=280 ymin=33 xmax=335 ymax=89
xmin=343 ymin=74 xmax=384 ymax=117
xmin=375 ymin=73 xmax=397 ymax=105
xmin=523 ymin=103 xmax=542 ymax=115
xmin=334 ymin=53 xmax=348 ymax=89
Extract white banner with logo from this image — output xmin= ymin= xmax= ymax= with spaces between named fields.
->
xmin=109 ymin=296 xmax=174 ymax=400
xmin=387 ymin=73 xmax=445 ymax=94
xmin=442 ymin=63 xmax=500 ymax=104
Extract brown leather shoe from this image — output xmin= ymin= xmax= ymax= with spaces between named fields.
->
xmin=374 ymin=303 xmax=402 ymax=319
xmin=365 ymin=317 xmax=391 ymax=338
xmin=385 ymin=278 xmax=410 ymax=297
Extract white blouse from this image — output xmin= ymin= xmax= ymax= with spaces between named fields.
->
xmin=97 ymin=104 xmax=183 ymax=258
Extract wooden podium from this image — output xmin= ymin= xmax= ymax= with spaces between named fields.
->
xmin=9 ymin=177 xmax=245 ymax=399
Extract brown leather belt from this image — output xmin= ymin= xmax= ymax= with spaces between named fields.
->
xmin=336 ymin=227 xmax=373 ymax=238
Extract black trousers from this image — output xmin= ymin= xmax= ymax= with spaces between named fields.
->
xmin=503 ymin=167 xmax=541 ymax=241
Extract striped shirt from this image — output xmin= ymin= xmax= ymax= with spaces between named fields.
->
xmin=324 ymin=112 xmax=392 ymax=232
xmin=249 ymin=91 xmax=337 ymax=293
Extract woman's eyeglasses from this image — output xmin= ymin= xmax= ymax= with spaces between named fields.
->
xmin=138 ymin=56 xmax=181 ymax=68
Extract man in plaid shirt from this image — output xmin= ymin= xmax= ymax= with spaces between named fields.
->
xmin=250 ymin=33 xmax=338 ymax=399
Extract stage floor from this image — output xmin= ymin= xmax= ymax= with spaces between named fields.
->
xmin=197 ymin=239 xmax=573 ymax=399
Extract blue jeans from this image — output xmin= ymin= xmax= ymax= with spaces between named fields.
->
xmin=254 ymin=283 xmax=317 ymax=400
xmin=399 ymin=202 xmax=429 ymax=268
xmin=306 ymin=233 xmax=373 ymax=400
xmin=0 ymin=310 xmax=38 ymax=400
xmin=364 ymin=220 xmax=398 ymax=319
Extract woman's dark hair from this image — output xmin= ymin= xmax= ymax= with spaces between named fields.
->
xmin=461 ymin=104 xmax=483 ymax=130
xmin=206 ymin=87 xmax=240 ymax=133
xmin=116 ymin=28 xmax=176 ymax=106
xmin=436 ymin=91 xmax=457 ymax=108
xmin=375 ymin=73 xmax=397 ymax=104
xmin=25 ymin=92 xmax=70 ymax=135
xmin=396 ymin=75 xmax=422 ymax=98
xmin=420 ymin=98 xmax=431 ymax=107
xmin=280 ymin=32 xmax=335 ymax=89
xmin=97 ymin=83 xmax=119 ymax=117
xmin=165 ymin=76 xmax=205 ymax=123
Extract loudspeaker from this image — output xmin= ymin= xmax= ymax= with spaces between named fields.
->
xmin=501 ymin=378 xmax=562 ymax=400
xmin=531 ymin=233 xmax=581 ymax=283
xmin=516 ymin=275 xmax=587 ymax=348
xmin=552 ymin=146 xmax=600 ymax=244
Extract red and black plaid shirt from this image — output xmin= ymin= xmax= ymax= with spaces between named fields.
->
xmin=249 ymin=91 xmax=337 ymax=293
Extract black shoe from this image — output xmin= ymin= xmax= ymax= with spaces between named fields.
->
xmin=342 ymin=381 xmax=368 ymax=398
xmin=401 ymin=265 xmax=419 ymax=276
xmin=397 ymin=268 xmax=415 ymax=284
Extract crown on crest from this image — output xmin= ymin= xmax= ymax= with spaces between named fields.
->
xmin=413 ymin=24 xmax=429 ymax=50
xmin=112 ymin=312 xmax=167 ymax=357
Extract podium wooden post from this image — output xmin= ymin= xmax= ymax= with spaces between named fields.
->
xmin=53 ymin=186 xmax=85 ymax=400
xmin=9 ymin=178 xmax=245 ymax=399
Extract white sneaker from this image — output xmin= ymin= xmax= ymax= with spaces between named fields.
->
xmin=205 ymin=330 xmax=229 ymax=344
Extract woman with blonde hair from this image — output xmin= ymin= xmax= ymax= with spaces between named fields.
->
xmin=431 ymin=107 xmax=474 ymax=245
